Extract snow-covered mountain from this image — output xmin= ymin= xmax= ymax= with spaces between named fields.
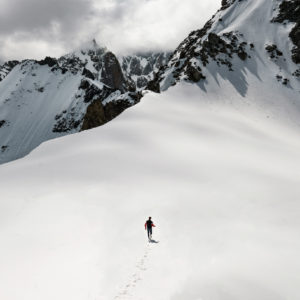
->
xmin=1 ymin=0 xmax=299 ymax=165
xmin=148 ymin=0 xmax=300 ymax=93
xmin=0 ymin=41 xmax=168 ymax=164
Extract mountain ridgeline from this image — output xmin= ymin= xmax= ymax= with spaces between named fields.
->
xmin=147 ymin=0 xmax=300 ymax=92
xmin=0 ymin=41 xmax=170 ymax=164
xmin=0 ymin=0 xmax=299 ymax=164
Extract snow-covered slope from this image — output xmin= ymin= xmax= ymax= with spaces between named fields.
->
xmin=0 ymin=40 xmax=142 ymax=164
xmin=151 ymin=0 xmax=300 ymax=93
xmin=0 ymin=84 xmax=300 ymax=300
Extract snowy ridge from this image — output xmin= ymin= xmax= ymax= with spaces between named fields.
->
xmin=0 ymin=39 xmax=171 ymax=164
xmin=151 ymin=0 xmax=300 ymax=93
xmin=0 ymin=41 xmax=144 ymax=164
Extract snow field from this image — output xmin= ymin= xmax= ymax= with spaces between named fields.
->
xmin=0 ymin=83 xmax=300 ymax=299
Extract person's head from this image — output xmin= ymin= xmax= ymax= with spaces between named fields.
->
xmin=149 ymin=217 xmax=151 ymax=220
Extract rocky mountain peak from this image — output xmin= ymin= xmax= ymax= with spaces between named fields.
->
xmin=147 ymin=0 xmax=300 ymax=93
xmin=101 ymin=51 xmax=128 ymax=92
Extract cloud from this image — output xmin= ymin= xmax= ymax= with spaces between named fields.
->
xmin=0 ymin=0 xmax=93 ymax=33
xmin=97 ymin=0 xmax=221 ymax=54
xmin=0 ymin=0 xmax=221 ymax=61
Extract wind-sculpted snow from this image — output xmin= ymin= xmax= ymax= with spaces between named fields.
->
xmin=0 ymin=84 xmax=300 ymax=300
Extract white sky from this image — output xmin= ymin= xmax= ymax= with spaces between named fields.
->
xmin=0 ymin=0 xmax=220 ymax=60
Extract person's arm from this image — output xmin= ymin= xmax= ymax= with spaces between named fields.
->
xmin=145 ymin=223 xmax=147 ymax=230
xmin=152 ymin=223 xmax=156 ymax=227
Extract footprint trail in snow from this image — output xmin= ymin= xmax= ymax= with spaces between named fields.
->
xmin=114 ymin=243 xmax=152 ymax=299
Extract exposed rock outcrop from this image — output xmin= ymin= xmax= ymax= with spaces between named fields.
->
xmin=0 ymin=60 xmax=19 ymax=81
xmin=272 ymin=0 xmax=300 ymax=64
xmin=119 ymin=52 xmax=171 ymax=90
xmin=37 ymin=57 xmax=57 ymax=67
xmin=101 ymin=52 xmax=128 ymax=92
xmin=81 ymin=99 xmax=107 ymax=131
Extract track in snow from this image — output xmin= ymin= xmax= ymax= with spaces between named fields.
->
xmin=114 ymin=241 xmax=158 ymax=299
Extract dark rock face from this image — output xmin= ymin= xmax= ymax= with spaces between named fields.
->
xmin=293 ymin=69 xmax=300 ymax=77
xmin=52 ymin=117 xmax=81 ymax=133
xmin=81 ymin=99 xmax=106 ymax=131
xmin=101 ymin=52 xmax=127 ymax=92
xmin=3 ymin=60 xmax=19 ymax=69
xmin=120 ymin=52 xmax=171 ymax=90
xmin=272 ymin=0 xmax=300 ymax=64
xmin=1 ymin=145 xmax=8 ymax=152
xmin=129 ymin=57 xmax=143 ymax=76
xmin=0 ymin=60 xmax=19 ymax=81
xmin=143 ymin=62 xmax=153 ymax=75
xmin=127 ymin=79 xmax=136 ymax=92
xmin=128 ymin=91 xmax=143 ymax=103
xmin=272 ymin=0 xmax=300 ymax=23
xmin=82 ymin=68 xmax=95 ymax=80
xmin=80 ymin=80 xmax=115 ymax=104
xmin=38 ymin=57 xmax=57 ymax=67
xmin=200 ymin=32 xmax=248 ymax=66
xmin=265 ymin=44 xmax=283 ymax=59
xmin=84 ymin=84 xmax=102 ymax=103
xmin=290 ymin=25 xmax=300 ymax=63
xmin=186 ymin=64 xmax=205 ymax=82
xmin=79 ymin=79 xmax=90 ymax=90
xmin=81 ymin=96 xmax=141 ymax=131
xmin=0 ymin=120 xmax=6 ymax=128
xmin=137 ymin=76 xmax=148 ymax=89
xmin=146 ymin=78 xmax=160 ymax=93
xmin=58 ymin=55 xmax=86 ymax=75
xmin=221 ymin=0 xmax=236 ymax=10
xmin=103 ymin=100 xmax=133 ymax=122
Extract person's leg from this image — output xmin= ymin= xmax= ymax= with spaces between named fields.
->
xmin=149 ymin=227 xmax=152 ymax=238
xmin=147 ymin=227 xmax=150 ymax=238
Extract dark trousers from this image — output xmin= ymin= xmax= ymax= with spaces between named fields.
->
xmin=147 ymin=227 xmax=152 ymax=238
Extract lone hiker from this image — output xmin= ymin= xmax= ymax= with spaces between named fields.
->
xmin=145 ymin=217 xmax=155 ymax=240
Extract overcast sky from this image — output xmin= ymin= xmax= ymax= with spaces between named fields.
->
xmin=0 ymin=0 xmax=220 ymax=61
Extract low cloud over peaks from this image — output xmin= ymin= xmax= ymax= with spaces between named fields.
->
xmin=0 ymin=0 xmax=220 ymax=61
